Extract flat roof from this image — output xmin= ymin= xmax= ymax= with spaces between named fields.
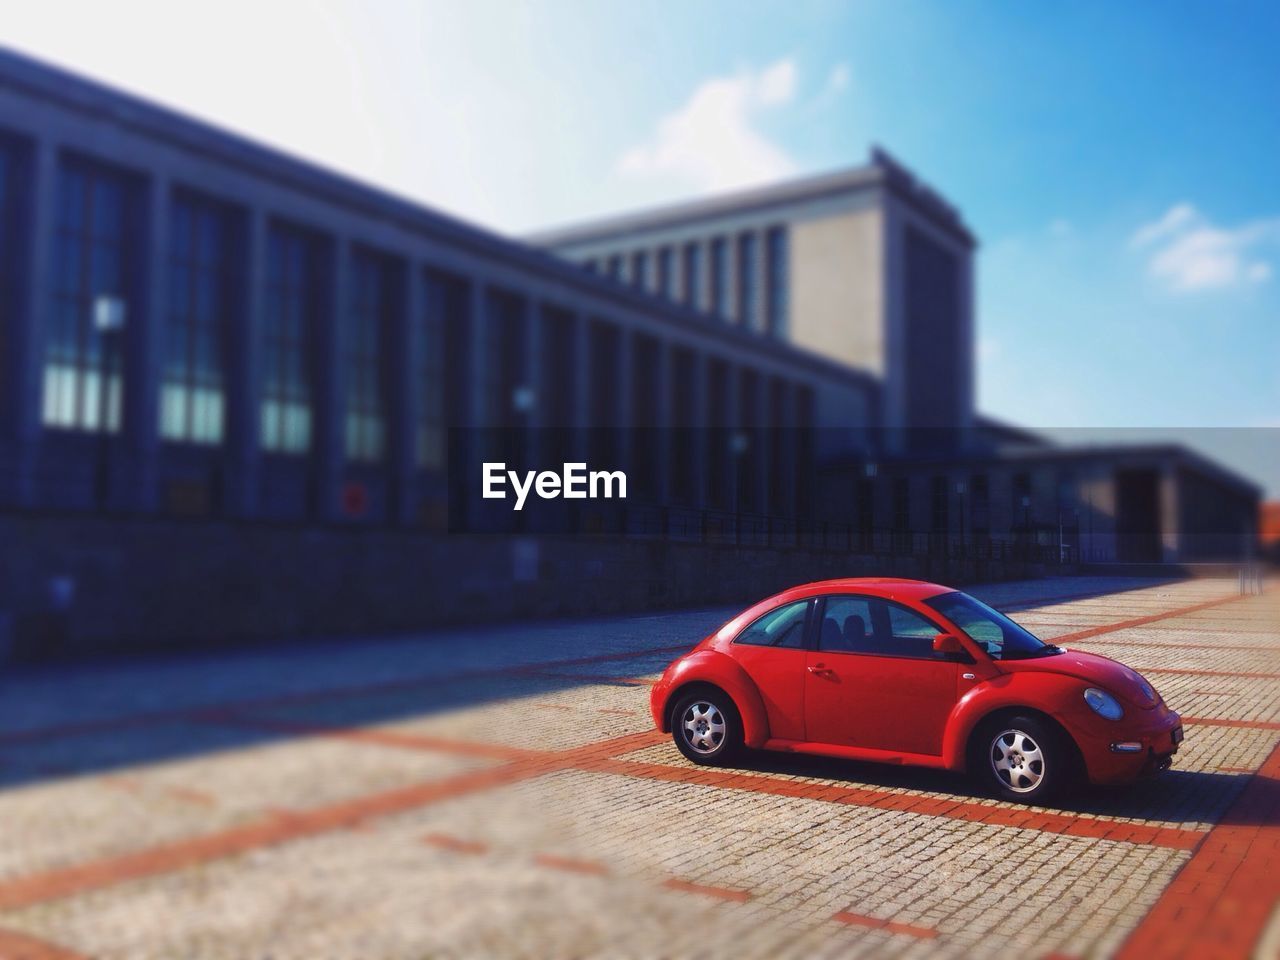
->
xmin=525 ymin=146 xmax=976 ymax=249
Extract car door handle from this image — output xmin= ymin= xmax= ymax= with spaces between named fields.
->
xmin=807 ymin=665 xmax=835 ymax=679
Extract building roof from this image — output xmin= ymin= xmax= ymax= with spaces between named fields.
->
xmin=525 ymin=146 xmax=977 ymax=249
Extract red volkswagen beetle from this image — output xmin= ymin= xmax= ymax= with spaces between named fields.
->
xmin=650 ymin=579 xmax=1183 ymax=802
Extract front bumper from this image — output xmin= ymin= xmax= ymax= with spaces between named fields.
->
xmin=1071 ymin=702 xmax=1183 ymax=785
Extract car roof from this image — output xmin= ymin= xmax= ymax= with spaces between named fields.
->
xmin=785 ymin=578 xmax=957 ymax=602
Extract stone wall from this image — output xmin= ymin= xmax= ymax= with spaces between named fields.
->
xmin=0 ymin=513 xmax=1046 ymax=662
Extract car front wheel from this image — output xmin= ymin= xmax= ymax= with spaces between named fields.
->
xmin=976 ymin=715 xmax=1068 ymax=803
xmin=671 ymin=690 xmax=742 ymax=765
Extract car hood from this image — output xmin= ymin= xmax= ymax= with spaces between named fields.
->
xmin=1003 ymin=650 xmax=1159 ymax=708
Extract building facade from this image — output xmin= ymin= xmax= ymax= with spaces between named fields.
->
xmin=529 ymin=149 xmax=976 ymax=444
xmin=0 ymin=47 xmax=875 ymax=534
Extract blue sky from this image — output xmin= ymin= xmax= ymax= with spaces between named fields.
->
xmin=3 ymin=1 xmax=1277 ymax=490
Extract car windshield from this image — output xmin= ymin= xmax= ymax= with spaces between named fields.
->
xmin=923 ymin=591 xmax=1059 ymax=661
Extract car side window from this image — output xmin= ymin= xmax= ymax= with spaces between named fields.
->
xmin=817 ymin=596 xmax=875 ymax=653
xmin=883 ymin=602 xmax=946 ymax=658
xmin=817 ymin=596 xmax=953 ymax=660
xmin=733 ymin=599 xmax=810 ymax=649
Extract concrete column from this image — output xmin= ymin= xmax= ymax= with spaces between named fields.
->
xmin=726 ymin=236 xmax=741 ymax=326
xmin=753 ymin=374 xmax=770 ymax=517
xmin=571 ymin=311 xmax=591 ymax=434
xmin=3 ymin=138 xmax=56 ymax=507
xmin=120 ymin=172 xmax=168 ymax=512
xmin=467 ymin=282 xmax=489 ymax=429
xmin=391 ymin=262 xmax=419 ymax=524
xmin=224 ymin=207 xmax=265 ymax=517
xmin=654 ymin=338 xmax=671 ymax=506
xmin=615 ymin=324 xmax=633 ymax=477
xmin=690 ymin=351 xmax=709 ymax=508
xmin=521 ymin=296 xmax=542 ymax=471
xmin=460 ymin=279 xmax=488 ymax=530
xmin=314 ymin=237 xmax=348 ymax=521
xmin=773 ymin=380 xmax=797 ymax=519
xmin=725 ymin=364 xmax=741 ymax=514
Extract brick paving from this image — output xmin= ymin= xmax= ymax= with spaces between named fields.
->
xmin=0 ymin=576 xmax=1274 ymax=958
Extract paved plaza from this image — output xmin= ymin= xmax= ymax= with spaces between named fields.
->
xmin=0 ymin=576 xmax=1275 ymax=959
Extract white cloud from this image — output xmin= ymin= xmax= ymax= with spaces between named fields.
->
xmin=824 ymin=62 xmax=852 ymax=96
xmin=756 ymin=59 xmax=797 ymax=105
xmin=616 ymin=59 xmax=800 ymax=193
xmin=1130 ymin=203 xmax=1279 ymax=292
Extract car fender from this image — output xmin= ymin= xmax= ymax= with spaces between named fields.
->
xmin=942 ymin=671 xmax=1087 ymax=771
xmin=660 ymin=649 xmax=771 ymax=748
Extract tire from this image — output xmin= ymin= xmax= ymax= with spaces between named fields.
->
xmin=671 ymin=688 xmax=742 ymax=766
xmin=972 ymin=714 xmax=1070 ymax=804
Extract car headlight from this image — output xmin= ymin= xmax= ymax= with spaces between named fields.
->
xmin=1084 ymin=687 xmax=1124 ymax=720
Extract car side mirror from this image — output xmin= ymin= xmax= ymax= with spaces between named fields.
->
xmin=932 ymin=633 xmax=965 ymax=655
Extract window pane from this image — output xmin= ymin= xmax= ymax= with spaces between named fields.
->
xmin=818 ymin=597 xmax=874 ymax=653
xmin=734 ymin=600 xmax=809 ymax=649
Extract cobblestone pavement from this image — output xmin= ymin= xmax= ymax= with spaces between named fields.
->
xmin=0 ymin=576 xmax=1275 ymax=959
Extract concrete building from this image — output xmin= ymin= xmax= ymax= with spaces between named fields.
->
xmin=0 ymin=47 xmax=876 ymax=534
xmin=529 ymin=149 xmax=975 ymax=444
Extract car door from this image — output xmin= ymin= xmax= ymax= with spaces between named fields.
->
xmin=803 ymin=595 xmax=963 ymax=757
xmin=728 ymin=598 xmax=812 ymax=742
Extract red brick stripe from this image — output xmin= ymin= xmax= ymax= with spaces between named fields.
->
xmin=831 ymin=911 xmax=938 ymax=939
xmin=0 ymin=929 xmax=88 ymax=960
xmin=584 ymin=757 xmax=1205 ymax=850
xmin=1116 ymin=738 xmax=1280 ymax=960
xmin=1052 ymin=594 xmax=1242 ymax=645
xmin=1066 ymin=637 xmax=1276 ymax=653
xmin=533 ymin=853 xmax=610 ymax=876
xmin=1184 ymin=716 xmax=1280 ymax=732
xmin=1138 ymin=667 xmax=1280 ymax=680
xmin=423 ymin=833 xmax=487 ymax=855
xmin=661 ymin=877 xmax=751 ymax=902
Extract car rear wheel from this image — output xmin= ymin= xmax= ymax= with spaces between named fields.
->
xmin=671 ymin=689 xmax=741 ymax=765
xmin=975 ymin=715 xmax=1067 ymax=803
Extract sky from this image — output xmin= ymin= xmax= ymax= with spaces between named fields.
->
xmin=2 ymin=0 xmax=1277 ymax=491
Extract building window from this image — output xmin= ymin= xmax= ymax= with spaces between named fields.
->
xmin=630 ymin=250 xmax=649 ymax=290
xmin=161 ymin=193 xmax=232 ymax=444
xmin=681 ymin=242 xmax=701 ymax=307
xmin=765 ymin=226 xmax=787 ymax=338
xmin=43 ymin=159 xmax=131 ymax=433
xmin=582 ymin=258 xmax=598 ymax=274
xmin=656 ymin=246 xmax=674 ymax=298
xmin=346 ymin=251 xmax=395 ymax=462
xmin=605 ymin=254 xmax=622 ymax=279
xmin=416 ymin=271 xmax=449 ymax=470
xmin=736 ymin=232 xmax=757 ymax=329
xmin=710 ymin=237 xmax=728 ymax=318
xmin=261 ymin=225 xmax=318 ymax=454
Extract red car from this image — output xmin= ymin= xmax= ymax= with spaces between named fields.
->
xmin=650 ymin=579 xmax=1183 ymax=802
